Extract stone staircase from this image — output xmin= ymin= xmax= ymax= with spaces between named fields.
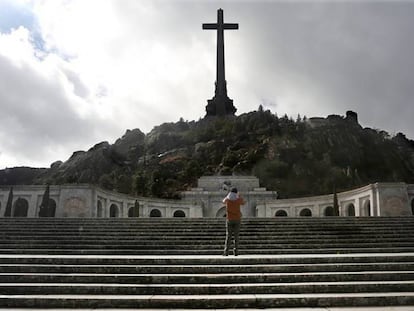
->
xmin=0 ymin=217 xmax=413 ymax=308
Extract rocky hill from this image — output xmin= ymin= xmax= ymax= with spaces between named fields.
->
xmin=1 ymin=109 xmax=414 ymax=199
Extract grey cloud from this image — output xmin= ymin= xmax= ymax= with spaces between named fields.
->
xmin=63 ymin=68 xmax=90 ymax=98
xmin=2 ymin=0 xmax=414 ymax=168
xmin=140 ymin=1 xmax=414 ymax=138
xmin=0 ymin=54 xmax=116 ymax=166
xmin=220 ymin=2 xmax=414 ymax=137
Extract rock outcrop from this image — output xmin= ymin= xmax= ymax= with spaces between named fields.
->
xmin=2 ymin=110 xmax=414 ymax=199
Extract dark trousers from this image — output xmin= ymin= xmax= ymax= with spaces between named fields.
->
xmin=224 ymin=220 xmax=240 ymax=254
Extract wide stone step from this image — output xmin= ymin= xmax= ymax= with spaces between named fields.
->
xmin=3 ymin=234 xmax=411 ymax=240
xmin=2 ymin=227 xmax=410 ymax=233
xmin=2 ymin=224 xmax=409 ymax=229
xmin=0 ymin=225 xmax=412 ymax=231
xmin=1 ymin=223 xmax=411 ymax=228
xmin=0 ymin=292 xmax=413 ymax=308
xmin=1 ymin=240 xmax=413 ymax=248
xmin=2 ymin=262 xmax=414 ymax=274
xmin=1 ymin=240 xmax=386 ymax=247
xmin=2 ymin=270 xmax=413 ymax=284
xmin=1 ymin=281 xmax=413 ymax=295
xmin=1 ymin=247 xmax=414 ymax=255
xmin=0 ymin=218 xmax=412 ymax=309
xmin=2 ymin=230 xmax=413 ymax=237
xmin=1 ymin=222 xmax=412 ymax=227
xmin=1 ymin=253 xmax=412 ymax=264
xmin=1 ymin=230 xmax=412 ymax=235
xmin=2 ymin=233 xmax=413 ymax=241
xmin=2 ymin=225 xmax=412 ymax=228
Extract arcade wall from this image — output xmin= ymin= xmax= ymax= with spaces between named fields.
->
xmin=0 ymin=180 xmax=413 ymax=218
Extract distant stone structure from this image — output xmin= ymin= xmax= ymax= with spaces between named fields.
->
xmin=307 ymin=110 xmax=360 ymax=128
xmin=181 ymin=176 xmax=277 ymax=217
xmin=1 ymin=176 xmax=413 ymax=218
xmin=257 ymin=183 xmax=414 ymax=217
xmin=345 ymin=110 xmax=358 ymax=124
xmin=0 ymin=184 xmax=201 ymax=218
xmin=203 ymin=8 xmax=238 ymax=117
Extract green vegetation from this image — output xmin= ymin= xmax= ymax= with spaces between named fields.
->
xmin=2 ymin=109 xmax=414 ymax=199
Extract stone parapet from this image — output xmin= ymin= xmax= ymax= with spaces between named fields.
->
xmin=197 ymin=176 xmax=260 ymax=192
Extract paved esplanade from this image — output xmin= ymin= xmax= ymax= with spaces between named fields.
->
xmin=203 ymin=8 xmax=238 ymax=116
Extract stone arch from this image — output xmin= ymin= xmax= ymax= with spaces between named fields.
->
xmin=97 ymin=200 xmax=103 ymax=218
xmin=109 ymin=204 xmax=119 ymax=218
xmin=299 ymin=208 xmax=312 ymax=217
xmin=13 ymin=198 xmax=29 ymax=217
xmin=216 ymin=206 xmax=226 ymax=218
xmin=150 ymin=209 xmax=162 ymax=217
xmin=275 ymin=209 xmax=287 ymax=217
xmin=173 ymin=210 xmax=186 ymax=217
xmin=411 ymin=198 xmax=414 ymax=215
xmin=48 ymin=199 xmax=56 ymax=217
xmin=347 ymin=203 xmax=356 ymax=217
xmin=363 ymin=200 xmax=371 ymax=216
xmin=324 ymin=206 xmax=334 ymax=216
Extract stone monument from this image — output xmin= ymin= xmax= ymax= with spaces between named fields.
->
xmin=203 ymin=8 xmax=238 ymax=116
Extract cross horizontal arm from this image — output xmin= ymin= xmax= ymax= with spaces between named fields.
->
xmin=202 ymin=23 xmax=218 ymax=30
xmin=223 ymin=23 xmax=238 ymax=30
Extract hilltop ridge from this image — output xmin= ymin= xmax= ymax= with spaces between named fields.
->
xmin=1 ymin=109 xmax=414 ymax=199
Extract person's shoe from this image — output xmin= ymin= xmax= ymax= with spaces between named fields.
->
xmin=223 ymin=251 xmax=229 ymax=256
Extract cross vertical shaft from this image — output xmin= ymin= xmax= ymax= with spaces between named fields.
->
xmin=203 ymin=9 xmax=238 ymax=117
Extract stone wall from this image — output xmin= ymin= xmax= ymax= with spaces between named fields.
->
xmin=0 ymin=184 xmax=201 ymax=218
xmin=0 ymin=180 xmax=413 ymax=218
xmin=196 ymin=176 xmax=261 ymax=192
xmin=256 ymin=183 xmax=413 ymax=218
xmin=182 ymin=176 xmax=277 ymax=217
xmin=374 ymin=183 xmax=411 ymax=216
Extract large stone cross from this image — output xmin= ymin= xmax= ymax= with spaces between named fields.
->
xmin=203 ymin=9 xmax=238 ymax=117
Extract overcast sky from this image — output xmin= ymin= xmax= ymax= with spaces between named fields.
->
xmin=1 ymin=0 xmax=414 ymax=169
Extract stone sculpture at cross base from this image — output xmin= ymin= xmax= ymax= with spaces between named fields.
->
xmin=206 ymin=92 xmax=237 ymax=116
xmin=203 ymin=8 xmax=238 ymax=117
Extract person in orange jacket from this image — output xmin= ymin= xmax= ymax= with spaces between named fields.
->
xmin=222 ymin=187 xmax=245 ymax=256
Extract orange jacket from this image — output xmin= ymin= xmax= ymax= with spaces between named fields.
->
xmin=223 ymin=197 xmax=245 ymax=221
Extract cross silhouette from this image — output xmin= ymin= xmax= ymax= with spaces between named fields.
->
xmin=203 ymin=9 xmax=238 ymax=116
